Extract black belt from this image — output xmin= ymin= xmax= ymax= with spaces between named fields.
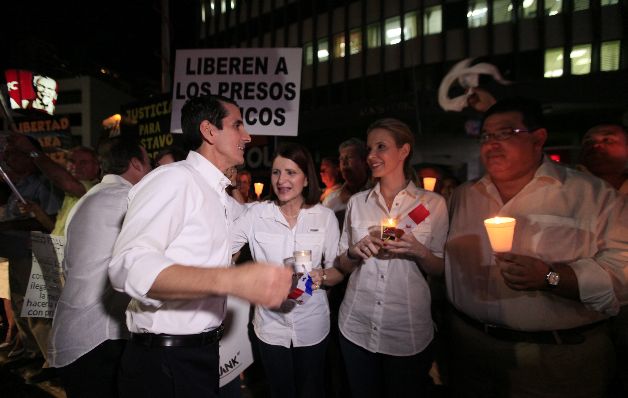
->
xmin=131 ymin=325 xmax=224 ymax=348
xmin=452 ymin=308 xmax=605 ymax=345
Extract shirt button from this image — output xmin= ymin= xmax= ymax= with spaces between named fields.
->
xmin=373 ymin=326 xmax=378 ymax=331
xmin=380 ymin=275 xmax=384 ymax=279
xmin=377 ymin=301 xmax=382 ymax=305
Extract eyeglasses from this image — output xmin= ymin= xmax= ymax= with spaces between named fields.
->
xmin=479 ymin=128 xmax=532 ymax=143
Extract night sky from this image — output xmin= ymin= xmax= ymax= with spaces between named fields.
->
xmin=3 ymin=0 xmax=198 ymax=99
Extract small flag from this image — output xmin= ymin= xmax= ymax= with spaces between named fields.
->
xmin=287 ymin=273 xmax=314 ymax=305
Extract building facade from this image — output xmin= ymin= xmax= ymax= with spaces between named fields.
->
xmin=193 ymin=0 xmax=626 ymax=178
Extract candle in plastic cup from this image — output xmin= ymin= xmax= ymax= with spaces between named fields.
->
xmin=423 ymin=177 xmax=437 ymax=192
xmin=483 ymin=217 xmax=516 ymax=252
xmin=381 ymin=218 xmax=399 ymax=241
xmin=293 ymin=250 xmax=312 ymax=271
xmin=254 ymin=182 xmax=264 ymax=200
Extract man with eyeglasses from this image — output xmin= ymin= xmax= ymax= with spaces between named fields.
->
xmin=444 ymin=97 xmax=628 ymax=397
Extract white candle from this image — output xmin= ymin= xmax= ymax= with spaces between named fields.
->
xmin=483 ymin=217 xmax=516 ymax=252
xmin=423 ymin=177 xmax=437 ymax=192
xmin=293 ymin=250 xmax=312 ymax=271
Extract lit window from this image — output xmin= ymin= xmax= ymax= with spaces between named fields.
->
xmin=493 ymin=0 xmax=513 ymax=24
xmin=404 ymin=12 xmax=418 ymax=40
xmin=367 ymin=23 xmax=381 ymax=48
xmin=601 ymin=41 xmax=620 ymax=71
xmin=573 ymin=0 xmax=589 ymax=11
xmin=519 ymin=0 xmax=537 ymax=19
xmin=468 ymin=1 xmax=488 ymax=28
xmin=209 ymin=0 xmax=216 ymax=16
xmin=571 ymin=44 xmax=591 ymax=75
xmin=349 ymin=29 xmax=362 ymax=54
xmin=304 ymin=42 xmax=313 ymax=66
xmin=317 ymin=39 xmax=329 ymax=62
xmin=544 ymin=47 xmax=563 ymax=78
xmin=333 ymin=33 xmax=346 ymax=58
xmin=601 ymin=0 xmax=618 ymax=5
xmin=385 ymin=16 xmax=402 ymax=45
xmin=545 ymin=0 xmax=562 ymax=16
xmin=221 ymin=0 xmax=226 ymax=13
xmin=423 ymin=6 xmax=442 ymax=35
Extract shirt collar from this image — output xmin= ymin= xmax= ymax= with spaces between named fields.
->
xmin=186 ymin=151 xmax=231 ymax=193
xmin=259 ymin=202 xmax=323 ymax=221
xmin=365 ymin=180 xmax=420 ymax=203
xmin=101 ymin=174 xmax=133 ymax=187
xmin=477 ymin=155 xmax=565 ymax=190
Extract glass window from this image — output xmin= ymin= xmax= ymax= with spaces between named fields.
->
xmin=571 ymin=44 xmax=591 ymax=75
xmin=493 ymin=0 xmax=513 ymax=24
xmin=385 ymin=16 xmax=402 ymax=45
xmin=424 ymin=6 xmax=442 ymax=35
xmin=601 ymin=0 xmax=618 ymax=5
xmin=601 ymin=40 xmax=620 ymax=71
xmin=468 ymin=1 xmax=488 ymax=28
xmin=519 ymin=0 xmax=538 ymax=19
xmin=367 ymin=23 xmax=381 ymax=48
xmin=544 ymin=47 xmax=563 ymax=78
xmin=545 ymin=0 xmax=562 ymax=16
xmin=333 ymin=33 xmax=346 ymax=58
xmin=304 ymin=42 xmax=313 ymax=65
xmin=404 ymin=12 xmax=418 ymax=40
xmin=573 ymin=0 xmax=589 ymax=11
xmin=349 ymin=28 xmax=362 ymax=55
xmin=317 ymin=39 xmax=329 ymax=62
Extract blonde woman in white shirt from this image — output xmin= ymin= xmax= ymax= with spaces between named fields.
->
xmin=336 ymin=118 xmax=449 ymax=397
xmin=231 ymin=143 xmax=343 ymax=398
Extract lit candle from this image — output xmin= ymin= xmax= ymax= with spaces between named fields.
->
xmin=483 ymin=217 xmax=516 ymax=252
xmin=253 ymin=182 xmax=264 ymax=200
xmin=423 ymin=177 xmax=437 ymax=192
xmin=381 ymin=218 xmax=399 ymax=241
xmin=293 ymin=250 xmax=312 ymax=272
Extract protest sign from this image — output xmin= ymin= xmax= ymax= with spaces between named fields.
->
xmin=171 ymin=48 xmax=302 ymax=136
xmin=219 ymin=297 xmax=254 ymax=387
xmin=21 ymin=232 xmax=64 ymax=318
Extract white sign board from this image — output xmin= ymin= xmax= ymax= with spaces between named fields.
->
xmin=171 ymin=48 xmax=302 ymax=137
xmin=219 ymin=297 xmax=254 ymax=387
xmin=21 ymin=232 xmax=65 ymax=318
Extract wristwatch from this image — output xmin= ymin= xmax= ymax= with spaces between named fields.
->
xmin=545 ymin=269 xmax=560 ymax=288
xmin=29 ymin=151 xmax=41 ymax=159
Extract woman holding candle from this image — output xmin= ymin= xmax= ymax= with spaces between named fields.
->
xmin=230 ymin=142 xmax=343 ymax=398
xmin=336 ymin=118 xmax=449 ymax=397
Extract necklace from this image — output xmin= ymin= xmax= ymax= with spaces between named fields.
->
xmin=279 ymin=206 xmax=300 ymax=219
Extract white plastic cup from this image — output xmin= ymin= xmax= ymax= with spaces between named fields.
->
xmin=423 ymin=177 xmax=437 ymax=192
xmin=483 ymin=217 xmax=516 ymax=253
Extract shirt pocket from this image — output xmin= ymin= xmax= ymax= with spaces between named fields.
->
xmin=411 ymin=218 xmax=432 ymax=246
xmin=523 ymin=214 xmax=595 ymax=262
xmin=349 ymin=222 xmax=372 ymax=246
xmin=253 ymin=232 xmax=286 ymax=263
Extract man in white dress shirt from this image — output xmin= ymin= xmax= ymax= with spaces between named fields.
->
xmin=108 ymin=95 xmax=292 ymax=397
xmin=445 ymin=98 xmax=628 ymax=397
xmin=48 ymin=137 xmax=151 ymax=396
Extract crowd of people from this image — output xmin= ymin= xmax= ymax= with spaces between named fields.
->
xmin=0 ymin=93 xmax=627 ymax=398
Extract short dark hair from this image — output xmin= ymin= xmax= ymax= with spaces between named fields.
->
xmin=98 ymin=136 xmax=144 ymax=175
xmin=180 ymin=95 xmax=239 ymax=150
xmin=155 ymin=146 xmax=188 ymax=164
xmin=482 ymin=97 xmax=545 ymax=131
xmin=338 ymin=138 xmax=368 ymax=160
xmin=270 ymin=143 xmax=321 ymax=205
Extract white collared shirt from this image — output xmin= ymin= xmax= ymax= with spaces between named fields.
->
xmin=338 ymin=181 xmax=449 ymax=356
xmin=446 ymin=158 xmax=628 ymax=331
xmin=48 ymin=174 xmax=132 ymax=367
xmin=109 ymin=151 xmax=233 ymax=334
xmin=230 ymin=202 xmax=340 ymax=347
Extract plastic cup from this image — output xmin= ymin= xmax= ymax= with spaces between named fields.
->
xmin=483 ymin=217 xmax=516 ymax=253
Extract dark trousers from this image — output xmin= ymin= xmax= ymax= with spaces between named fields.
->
xmin=339 ymin=332 xmax=433 ymax=398
xmin=117 ymin=338 xmax=220 ymax=398
xmin=59 ymin=339 xmax=126 ymax=398
xmin=256 ymin=335 xmax=328 ymax=398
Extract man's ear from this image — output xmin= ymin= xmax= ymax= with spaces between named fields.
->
xmin=199 ymin=120 xmax=219 ymax=144
xmin=129 ymin=157 xmax=143 ymax=172
xmin=532 ymin=128 xmax=548 ymax=150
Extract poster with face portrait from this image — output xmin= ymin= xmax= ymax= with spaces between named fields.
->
xmin=5 ymin=69 xmax=58 ymax=116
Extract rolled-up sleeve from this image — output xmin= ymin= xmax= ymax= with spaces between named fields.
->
xmin=322 ymin=209 xmax=340 ymax=269
xmin=109 ymin=170 xmax=192 ymax=307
